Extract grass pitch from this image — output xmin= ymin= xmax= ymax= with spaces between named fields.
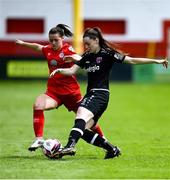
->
xmin=0 ymin=80 xmax=170 ymax=179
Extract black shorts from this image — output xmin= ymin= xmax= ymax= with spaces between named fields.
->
xmin=79 ymin=89 xmax=110 ymax=122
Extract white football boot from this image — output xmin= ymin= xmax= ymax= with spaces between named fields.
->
xmin=28 ymin=137 xmax=44 ymax=151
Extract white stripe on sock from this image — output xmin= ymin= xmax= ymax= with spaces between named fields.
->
xmin=90 ymin=133 xmax=98 ymax=144
xmin=71 ymin=128 xmax=84 ymax=136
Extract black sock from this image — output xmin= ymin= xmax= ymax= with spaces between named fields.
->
xmin=65 ymin=119 xmax=86 ymax=148
xmin=82 ymin=129 xmax=115 ymax=151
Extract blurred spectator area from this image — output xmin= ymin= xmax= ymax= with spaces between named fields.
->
xmin=0 ymin=0 xmax=169 ymax=81
xmin=0 ymin=18 xmax=169 ymax=57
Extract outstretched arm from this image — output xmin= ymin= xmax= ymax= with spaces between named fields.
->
xmin=64 ymin=54 xmax=82 ymax=63
xmin=124 ymin=56 xmax=168 ymax=68
xmin=50 ymin=64 xmax=80 ymax=77
xmin=15 ymin=39 xmax=43 ymax=52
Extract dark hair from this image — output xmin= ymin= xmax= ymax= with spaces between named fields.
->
xmin=83 ymin=27 xmax=123 ymax=53
xmin=49 ymin=24 xmax=73 ymax=37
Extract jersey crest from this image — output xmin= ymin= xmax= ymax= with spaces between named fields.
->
xmin=96 ymin=57 xmax=103 ymax=63
xmin=59 ymin=52 xmax=64 ymax=58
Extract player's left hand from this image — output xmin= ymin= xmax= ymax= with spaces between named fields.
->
xmin=156 ymin=58 xmax=168 ymax=68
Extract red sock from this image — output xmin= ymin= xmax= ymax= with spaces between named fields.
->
xmin=33 ymin=109 xmax=44 ymax=137
xmin=91 ymin=124 xmax=104 ymax=137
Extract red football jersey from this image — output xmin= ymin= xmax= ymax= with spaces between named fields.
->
xmin=42 ymin=43 xmax=81 ymax=95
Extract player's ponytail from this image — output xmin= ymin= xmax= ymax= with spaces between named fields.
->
xmin=56 ymin=24 xmax=73 ymax=37
xmin=49 ymin=24 xmax=73 ymax=37
xmin=83 ymin=27 xmax=123 ymax=53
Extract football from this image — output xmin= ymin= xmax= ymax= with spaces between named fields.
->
xmin=42 ymin=139 xmax=62 ymax=159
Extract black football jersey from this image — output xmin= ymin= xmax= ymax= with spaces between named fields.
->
xmin=75 ymin=48 xmax=125 ymax=92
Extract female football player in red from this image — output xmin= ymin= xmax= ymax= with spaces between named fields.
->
xmin=15 ymin=24 xmax=104 ymax=151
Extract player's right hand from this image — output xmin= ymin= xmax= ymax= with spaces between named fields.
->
xmin=15 ymin=39 xmax=24 ymax=45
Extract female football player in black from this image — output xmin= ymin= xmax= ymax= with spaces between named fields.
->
xmin=50 ymin=27 xmax=168 ymax=159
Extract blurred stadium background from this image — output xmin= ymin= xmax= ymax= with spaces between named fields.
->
xmin=0 ymin=0 xmax=170 ymax=82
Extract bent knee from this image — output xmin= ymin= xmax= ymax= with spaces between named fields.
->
xmin=33 ymin=102 xmax=45 ymax=110
xmin=33 ymin=95 xmax=46 ymax=110
xmin=33 ymin=94 xmax=58 ymax=110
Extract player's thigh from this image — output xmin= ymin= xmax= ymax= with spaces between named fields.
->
xmin=34 ymin=94 xmax=58 ymax=110
xmin=85 ymin=119 xmax=95 ymax=129
xmin=76 ymin=106 xmax=94 ymax=123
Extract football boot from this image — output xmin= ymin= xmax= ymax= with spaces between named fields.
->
xmin=104 ymin=146 xmax=121 ymax=159
xmin=58 ymin=147 xmax=76 ymax=158
xmin=28 ymin=138 xmax=44 ymax=151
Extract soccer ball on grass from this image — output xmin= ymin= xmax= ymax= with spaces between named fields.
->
xmin=42 ymin=139 xmax=62 ymax=159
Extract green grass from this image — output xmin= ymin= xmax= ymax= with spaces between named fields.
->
xmin=0 ymin=80 xmax=170 ymax=179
